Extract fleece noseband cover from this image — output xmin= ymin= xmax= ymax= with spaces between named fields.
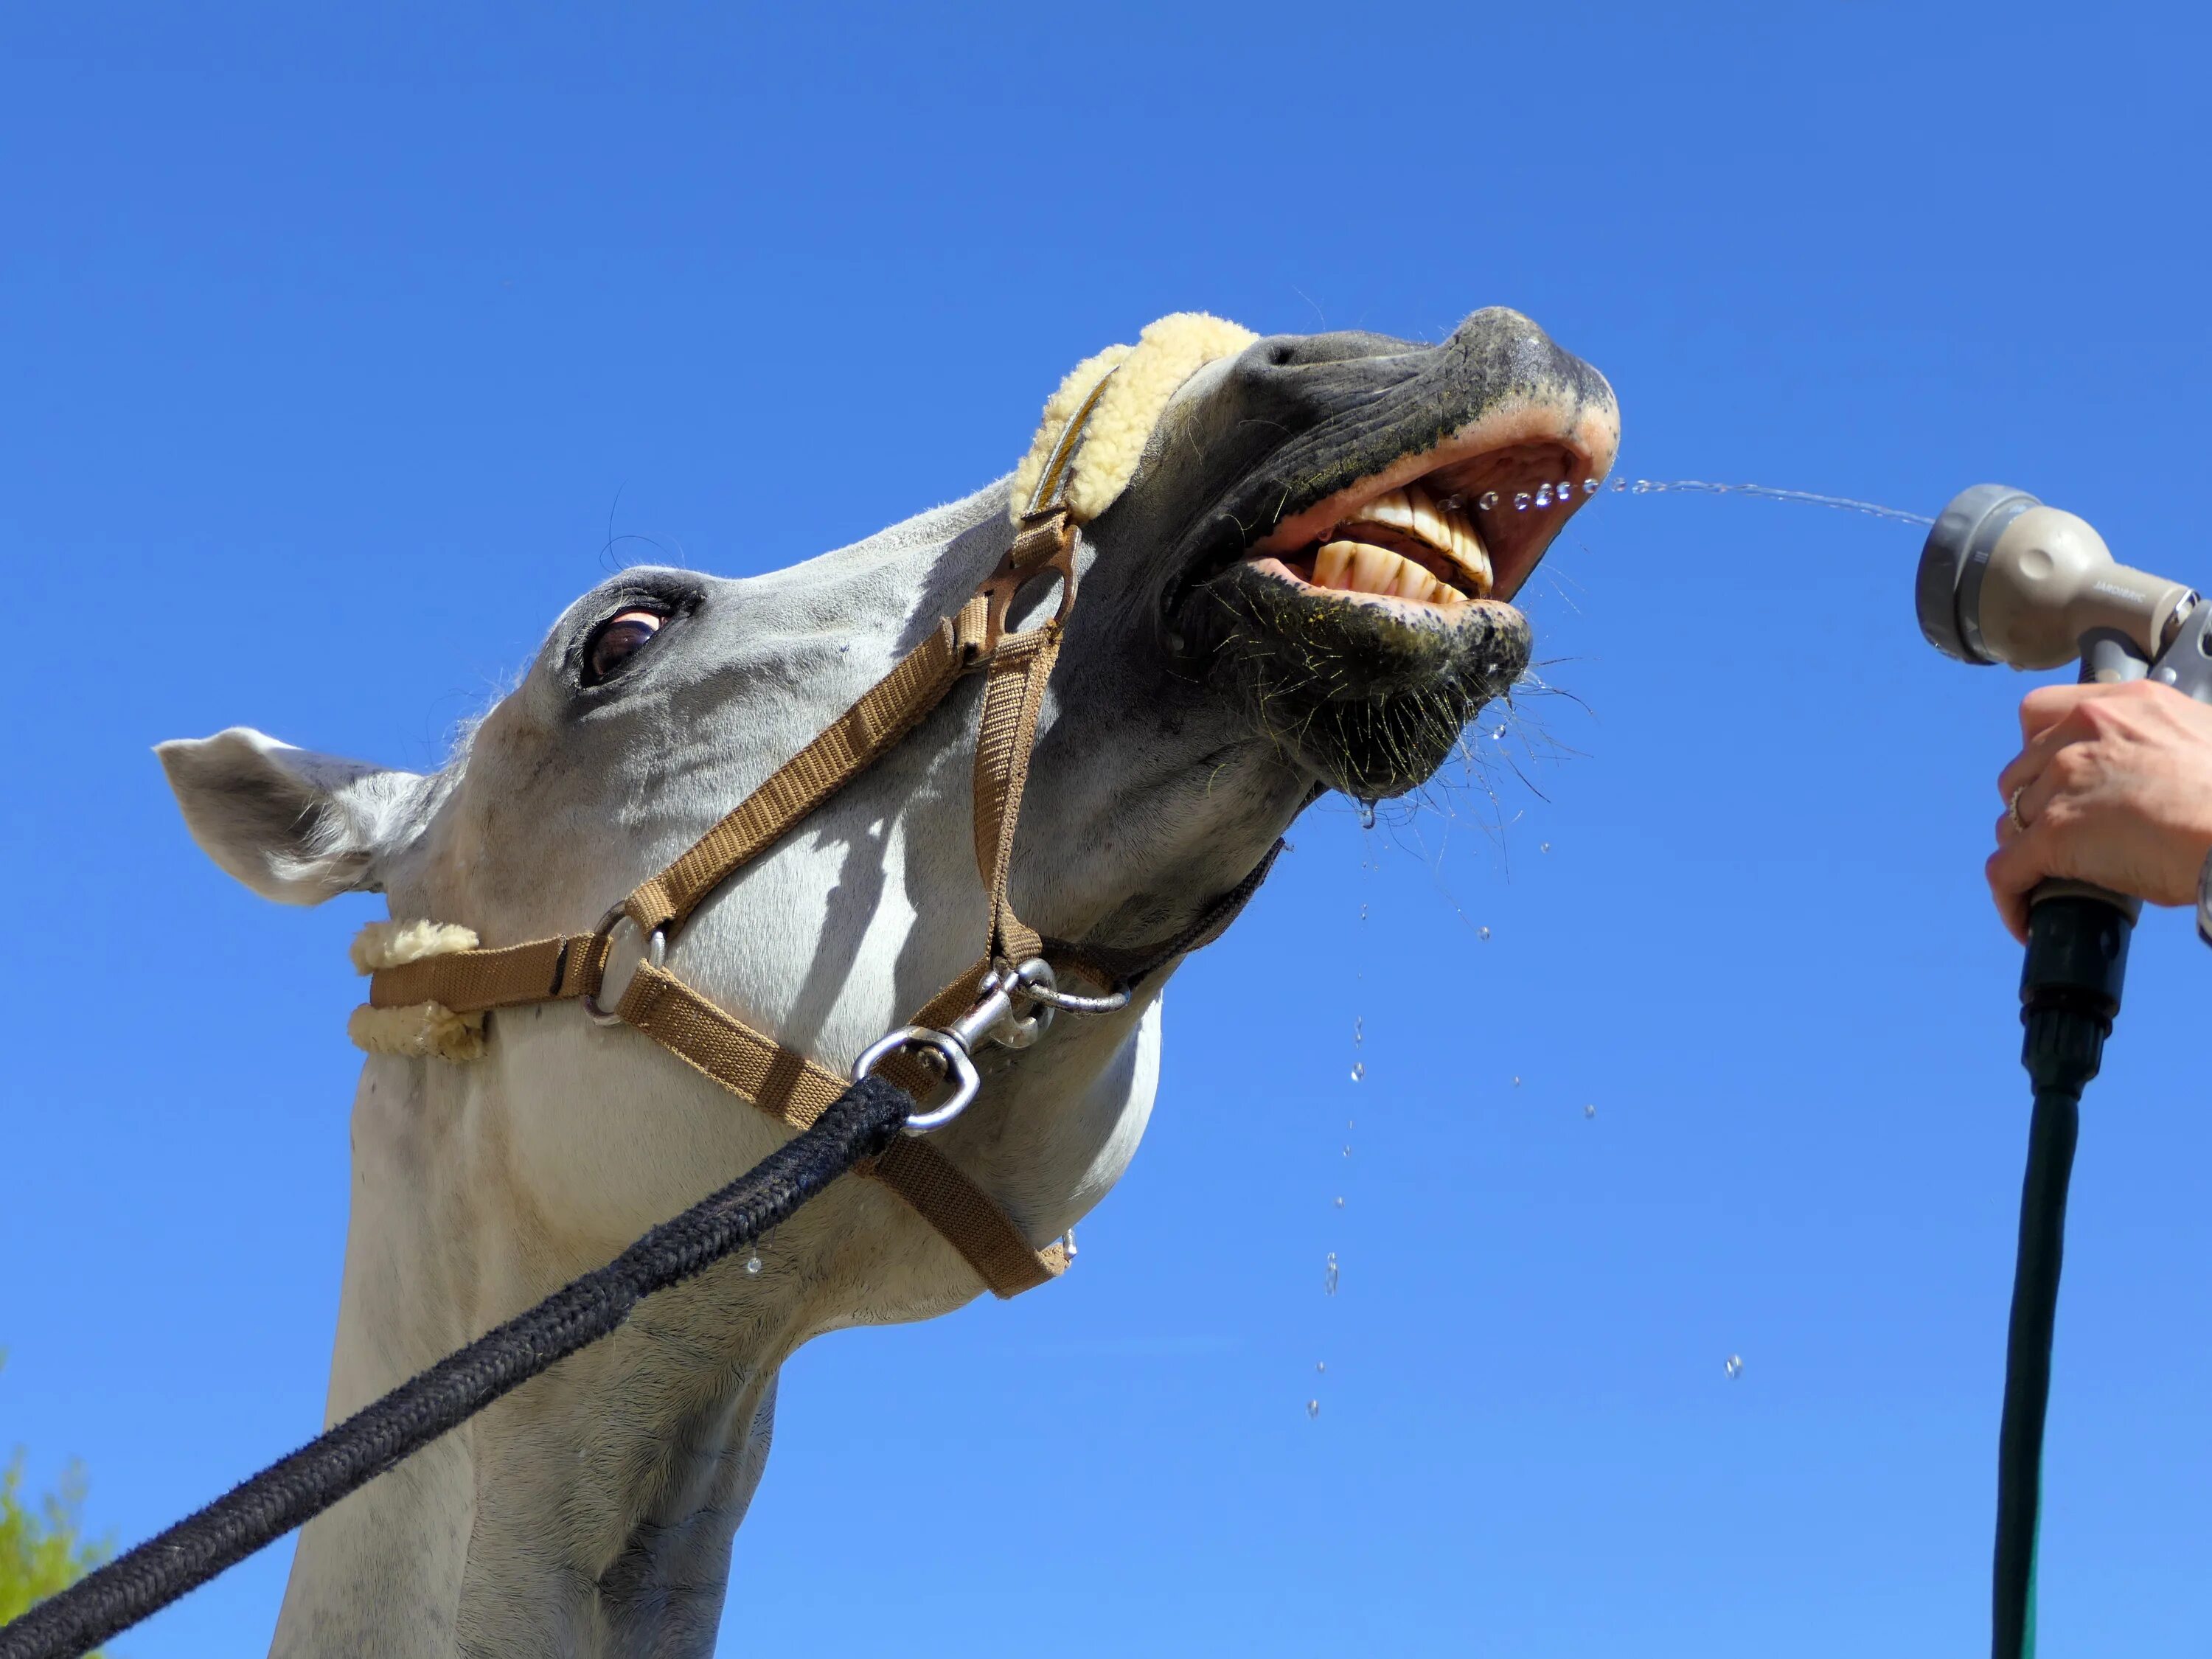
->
xmin=1008 ymin=312 xmax=1257 ymax=525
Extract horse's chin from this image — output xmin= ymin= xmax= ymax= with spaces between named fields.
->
xmin=1178 ymin=559 xmax=1531 ymax=801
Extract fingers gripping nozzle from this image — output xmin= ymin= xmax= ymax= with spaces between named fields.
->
xmin=1917 ymin=484 xmax=2198 ymax=675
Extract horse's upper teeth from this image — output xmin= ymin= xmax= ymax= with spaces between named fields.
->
xmin=1346 ymin=484 xmax=1494 ymax=591
xmin=1301 ymin=483 xmax=1494 ymax=603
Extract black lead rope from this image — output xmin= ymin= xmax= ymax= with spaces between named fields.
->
xmin=0 ymin=1074 xmax=917 ymax=1659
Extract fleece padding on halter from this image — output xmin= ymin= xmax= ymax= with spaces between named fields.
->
xmin=1008 ymin=312 xmax=1257 ymax=524
xmin=347 ymin=919 xmax=486 ymax=1062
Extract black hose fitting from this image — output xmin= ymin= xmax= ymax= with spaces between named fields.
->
xmin=2020 ymin=891 xmax=2135 ymax=1059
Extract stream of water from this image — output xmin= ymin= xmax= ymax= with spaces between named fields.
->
xmin=1306 ymin=475 xmax=1921 ymax=1421
xmin=1448 ymin=473 xmax=1933 ymax=526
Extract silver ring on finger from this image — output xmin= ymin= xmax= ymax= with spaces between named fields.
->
xmin=2008 ymin=786 xmax=2029 ymax=834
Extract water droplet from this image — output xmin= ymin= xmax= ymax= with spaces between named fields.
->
xmin=1307 ymin=1399 xmax=1321 ymax=1418
xmin=1333 ymin=1195 xmax=1345 ymax=1208
xmin=1324 ymin=1253 xmax=1339 ymax=1295
xmin=1582 ymin=477 xmax=1601 ymax=495
xmin=1725 ymin=1354 xmax=1744 ymax=1380
xmin=1558 ymin=479 xmax=1576 ymax=498
xmin=1353 ymin=1016 xmax=1363 ymax=1045
xmin=1584 ymin=1104 xmax=1596 ymax=1119
xmin=1610 ymin=476 xmax=1627 ymax=492
xmin=1534 ymin=484 xmax=1553 ymax=508
xmin=1512 ymin=1075 xmax=1522 ymax=1087
xmin=1349 ymin=1060 xmax=1365 ymax=1082
xmin=1539 ymin=841 xmax=1551 ymax=853
xmin=1316 ymin=1360 xmax=1327 ymax=1373
xmin=1341 ymin=1144 xmax=1352 ymax=1158
xmin=1631 ymin=479 xmax=1652 ymax=494
xmin=1477 ymin=925 xmax=1491 ymax=941
xmin=1359 ymin=902 xmax=1368 ymax=921
xmin=745 ymin=1254 xmax=763 ymax=1276
xmin=1477 ymin=490 xmax=1500 ymax=512
xmin=1512 ymin=491 xmax=1531 ymax=511
xmin=1490 ymin=722 xmax=1507 ymax=739
xmin=1357 ymin=799 xmax=1377 ymax=829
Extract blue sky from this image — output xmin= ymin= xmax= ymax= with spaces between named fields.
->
xmin=4 ymin=2 xmax=2209 ymax=1654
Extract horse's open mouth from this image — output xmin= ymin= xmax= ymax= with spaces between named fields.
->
xmin=1167 ymin=374 xmax=1616 ymax=800
xmin=1237 ymin=437 xmax=1600 ymax=612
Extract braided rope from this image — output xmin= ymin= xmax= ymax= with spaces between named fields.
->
xmin=0 ymin=1075 xmax=917 ymax=1659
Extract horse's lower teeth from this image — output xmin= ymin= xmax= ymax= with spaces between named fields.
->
xmin=1312 ymin=539 xmax=1469 ymax=604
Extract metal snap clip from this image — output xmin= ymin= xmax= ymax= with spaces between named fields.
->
xmin=1007 ymin=956 xmax=1132 ymax=1016
xmin=852 ymin=1026 xmax=984 ymax=1133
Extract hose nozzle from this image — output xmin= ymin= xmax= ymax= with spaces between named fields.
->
xmin=1916 ymin=484 xmax=2197 ymax=673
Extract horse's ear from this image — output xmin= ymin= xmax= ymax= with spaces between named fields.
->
xmin=156 ymin=728 xmax=437 ymax=905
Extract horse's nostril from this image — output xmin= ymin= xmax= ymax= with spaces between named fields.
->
xmin=1269 ymin=344 xmax=1296 ymax=366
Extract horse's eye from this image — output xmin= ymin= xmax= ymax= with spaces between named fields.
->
xmin=583 ymin=609 xmax=664 ymax=686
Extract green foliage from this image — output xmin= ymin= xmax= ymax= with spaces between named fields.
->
xmin=0 ymin=1455 xmax=103 ymax=1621
xmin=0 ymin=1352 xmax=108 ymax=1652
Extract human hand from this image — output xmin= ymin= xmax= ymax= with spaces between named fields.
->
xmin=1986 ymin=679 xmax=2212 ymax=942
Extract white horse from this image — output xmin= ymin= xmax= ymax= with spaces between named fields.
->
xmin=159 ymin=308 xmax=1617 ymax=1657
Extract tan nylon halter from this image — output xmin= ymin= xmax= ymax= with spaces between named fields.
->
xmin=357 ymin=360 xmax=1279 ymax=1299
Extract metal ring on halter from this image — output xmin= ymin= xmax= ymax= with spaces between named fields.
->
xmin=852 ymin=1026 xmax=982 ymax=1133
xmin=1009 ymin=957 xmax=1132 ymax=1015
xmin=581 ymin=905 xmax=667 ymax=1026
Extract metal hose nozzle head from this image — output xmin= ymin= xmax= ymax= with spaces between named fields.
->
xmin=1918 ymin=484 xmax=2197 ymax=672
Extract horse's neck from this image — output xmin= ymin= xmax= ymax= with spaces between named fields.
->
xmin=271 ymin=1062 xmax=478 ymax=1656
xmin=271 ymin=1061 xmax=799 ymax=1658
